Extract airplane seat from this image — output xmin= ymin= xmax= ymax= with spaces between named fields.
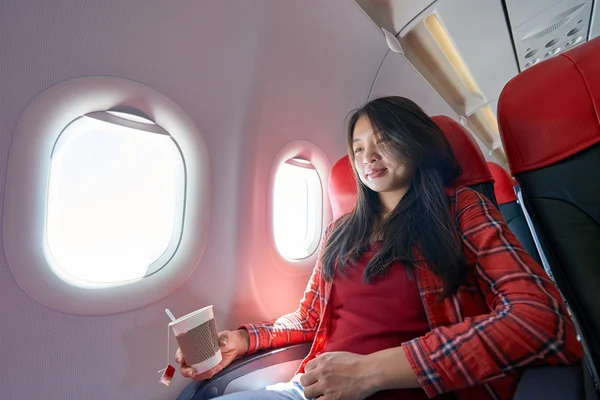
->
xmin=487 ymin=161 xmax=542 ymax=265
xmin=432 ymin=115 xmax=587 ymax=399
xmin=431 ymin=115 xmax=498 ymax=207
xmin=498 ymin=36 xmax=600 ymax=398
xmin=328 ymin=153 xmax=358 ymax=219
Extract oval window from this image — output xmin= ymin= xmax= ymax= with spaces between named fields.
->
xmin=46 ymin=110 xmax=185 ymax=285
xmin=272 ymin=158 xmax=323 ymax=260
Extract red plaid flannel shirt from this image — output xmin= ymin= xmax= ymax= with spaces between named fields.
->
xmin=240 ymin=187 xmax=583 ymax=399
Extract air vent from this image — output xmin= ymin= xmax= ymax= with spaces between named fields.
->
xmin=565 ymin=36 xmax=584 ymax=47
xmin=525 ymin=49 xmax=538 ymax=58
xmin=525 ymin=58 xmax=541 ymax=68
xmin=567 ymin=26 xmax=583 ymax=36
xmin=544 ymin=48 xmax=561 ymax=58
xmin=521 ymin=3 xmax=585 ymax=41
xmin=510 ymin=1 xmax=593 ymax=71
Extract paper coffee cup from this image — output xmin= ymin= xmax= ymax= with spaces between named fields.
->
xmin=170 ymin=305 xmax=222 ymax=374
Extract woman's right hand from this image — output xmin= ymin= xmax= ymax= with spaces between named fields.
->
xmin=175 ymin=329 xmax=250 ymax=381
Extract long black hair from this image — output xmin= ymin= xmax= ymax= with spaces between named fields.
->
xmin=321 ymin=96 xmax=468 ymax=299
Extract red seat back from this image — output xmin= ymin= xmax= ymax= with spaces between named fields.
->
xmin=487 ymin=162 xmax=517 ymax=205
xmin=431 ymin=116 xmax=493 ymax=189
xmin=328 ymin=155 xmax=357 ymax=219
xmin=498 ymin=36 xmax=600 ymax=380
xmin=498 ymin=37 xmax=600 ymax=175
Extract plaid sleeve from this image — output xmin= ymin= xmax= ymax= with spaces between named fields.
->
xmin=238 ymin=223 xmax=334 ymax=355
xmin=403 ymin=187 xmax=583 ymax=398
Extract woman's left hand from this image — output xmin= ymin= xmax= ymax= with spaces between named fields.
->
xmin=299 ymin=351 xmax=376 ymax=400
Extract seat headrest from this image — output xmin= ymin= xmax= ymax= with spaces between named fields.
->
xmin=328 ymin=155 xmax=357 ymax=219
xmin=498 ymin=36 xmax=600 ymax=175
xmin=431 ymin=115 xmax=493 ymax=188
xmin=487 ymin=162 xmax=517 ymax=205
xmin=328 ymin=116 xmax=494 ymax=219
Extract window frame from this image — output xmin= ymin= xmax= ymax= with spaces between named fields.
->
xmin=3 ymin=76 xmax=210 ymax=315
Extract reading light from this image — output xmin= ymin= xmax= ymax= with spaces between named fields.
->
xmin=464 ymin=105 xmax=507 ymax=166
xmin=399 ymin=12 xmax=485 ymax=116
xmin=423 ymin=14 xmax=482 ymax=98
xmin=481 ymin=106 xmax=499 ymax=135
xmin=491 ymin=147 xmax=508 ymax=165
xmin=398 ymin=11 xmax=507 ymax=166
xmin=466 ymin=106 xmax=498 ymax=145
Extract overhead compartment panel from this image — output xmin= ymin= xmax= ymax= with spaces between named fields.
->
xmin=389 ymin=0 xmax=517 ymax=125
xmin=354 ymin=0 xmax=435 ymax=34
xmin=504 ymin=0 xmax=565 ymax=28
xmin=504 ymin=0 xmax=594 ymax=71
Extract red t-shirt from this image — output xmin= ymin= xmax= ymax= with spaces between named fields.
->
xmin=321 ymin=243 xmax=453 ymax=400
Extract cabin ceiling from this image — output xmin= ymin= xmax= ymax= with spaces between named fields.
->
xmin=354 ymin=0 xmax=599 ymax=165
xmin=355 ymin=0 xmax=599 ymax=99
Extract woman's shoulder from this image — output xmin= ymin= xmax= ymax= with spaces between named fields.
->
xmin=448 ymin=186 xmax=492 ymax=207
xmin=448 ymin=186 xmax=499 ymax=221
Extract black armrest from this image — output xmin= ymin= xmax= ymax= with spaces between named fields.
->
xmin=176 ymin=343 xmax=312 ymax=400
xmin=514 ymin=364 xmax=584 ymax=400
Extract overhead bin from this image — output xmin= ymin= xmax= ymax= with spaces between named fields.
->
xmin=396 ymin=0 xmax=519 ymax=116
xmin=464 ymin=102 xmax=508 ymax=165
xmin=399 ymin=0 xmax=517 ymax=165
xmin=354 ymin=0 xmax=435 ymax=36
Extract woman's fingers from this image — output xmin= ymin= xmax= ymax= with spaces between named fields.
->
xmin=180 ymin=364 xmax=196 ymax=379
xmin=192 ymin=364 xmax=223 ymax=381
xmin=174 ymin=348 xmax=184 ymax=365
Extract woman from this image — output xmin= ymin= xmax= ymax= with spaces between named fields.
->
xmin=176 ymin=97 xmax=582 ymax=399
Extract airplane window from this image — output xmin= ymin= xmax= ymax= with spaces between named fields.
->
xmin=273 ymin=158 xmax=323 ymax=260
xmin=4 ymin=76 xmax=209 ymax=315
xmin=46 ymin=111 xmax=185 ymax=284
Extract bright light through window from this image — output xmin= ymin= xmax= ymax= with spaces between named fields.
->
xmin=273 ymin=159 xmax=323 ymax=260
xmin=46 ymin=114 xmax=185 ymax=284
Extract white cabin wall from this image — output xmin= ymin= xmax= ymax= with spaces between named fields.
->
xmin=198 ymin=0 xmax=391 ymax=327
xmin=0 ymin=1 xmax=270 ymax=399
xmin=0 ymin=0 xmax=390 ymax=399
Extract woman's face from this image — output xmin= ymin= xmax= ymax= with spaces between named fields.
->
xmin=351 ymin=115 xmax=415 ymax=197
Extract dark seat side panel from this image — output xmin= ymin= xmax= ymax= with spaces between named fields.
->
xmin=498 ymin=201 xmax=542 ymax=265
